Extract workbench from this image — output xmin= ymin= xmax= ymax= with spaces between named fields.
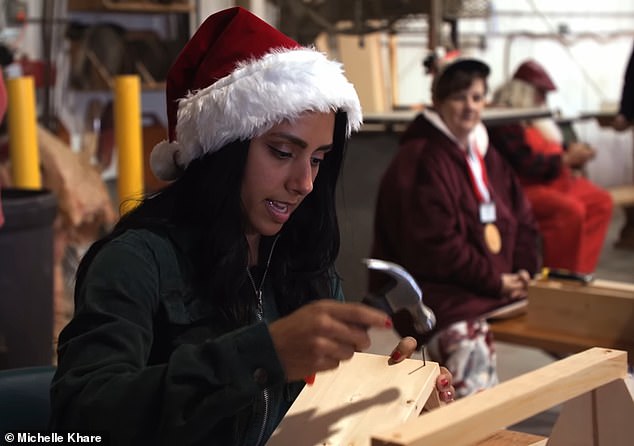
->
xmin=490 ymin=278 xmax=634 ymax=365
xmin=489 ymin=313 xmax=634 ymax=364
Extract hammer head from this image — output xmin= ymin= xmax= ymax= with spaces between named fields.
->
xmin=363 ymin=258 xmax=436 ymax=346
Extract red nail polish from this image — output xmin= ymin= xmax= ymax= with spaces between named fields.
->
xmin=385 ymin=318 xmax=393 ymax=329
xmin=304 ymin=374 xmax=315 ymax=385
xmin=439 ymin=377 xmax=449 ymax=387
xmin=390 ymin=351 xmax=402 ymax=362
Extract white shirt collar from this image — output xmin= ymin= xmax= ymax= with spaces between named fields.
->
xmin=422 ymin=108 xmax=488 ymax=156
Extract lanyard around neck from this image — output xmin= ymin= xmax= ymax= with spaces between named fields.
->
xmin=464 ymin=143 xmax=491 ymax=203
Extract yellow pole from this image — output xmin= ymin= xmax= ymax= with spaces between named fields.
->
xmin=7 ymin=76 xmax=41 ymax=189
xmin=114 ymin=75 xmax=144 ymax=215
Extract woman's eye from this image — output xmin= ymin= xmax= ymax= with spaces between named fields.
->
xmin=269 ymin=146 xmax=292 ymax=159
xmin=311 ymin=157 xmax=324 ymax=166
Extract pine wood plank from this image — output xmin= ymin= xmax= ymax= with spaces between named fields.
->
xmin=472 ymin=430 xmax=546 ymax=446
xmin=609 ymin=185 xmax=634 ymax=206
xmin=547 ymin=378 xmax=634 ymax=446
xmin=489 ymin=314 xmax=634 ymax=361
xmin=371 ymin=348 xmax=627 ymax=446
xmin=269 ymin=352 xmax=439 ymax=446
xmin=527 ymin=281 xmax=634 ymax=342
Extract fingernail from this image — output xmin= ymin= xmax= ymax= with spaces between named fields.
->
xmin=441 ymin=390 xmax=454 ymax=402
xmin=390 ymin=350 xmax=402 ymax=362
xmin=304 ymin=374 xmax=315 ymax=385
xmin=439 ymin=377 xmax=449 ymax=388
xmin=385 ymin=318 xmax=393 ymax=329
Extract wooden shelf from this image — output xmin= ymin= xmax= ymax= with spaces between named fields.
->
xmin=67 ymin=0 xmax=193 ymax=14
xmin=71 ymin=83 xmax=165 ymax=93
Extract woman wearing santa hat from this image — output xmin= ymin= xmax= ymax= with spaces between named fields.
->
xmin=50 ymin=7 xmax=453 ymax=445
xmin=489 ymin=59 xmax=613 ymax=275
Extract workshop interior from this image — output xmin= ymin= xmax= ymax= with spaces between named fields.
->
xmin=0 ymin=1 xmax=633 ymax=444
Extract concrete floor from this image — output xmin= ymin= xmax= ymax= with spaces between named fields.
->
xmin=336 ymin=129 xmax=634 ymax=437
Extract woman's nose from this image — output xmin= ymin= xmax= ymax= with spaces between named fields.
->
xmin=288 ymin=160 xmax=314 ymax=196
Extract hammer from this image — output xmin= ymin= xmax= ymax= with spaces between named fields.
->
xmin=362 ymin=258 xmax=436 ymax=348
xmin=305 ymin=258 xmax=436 ymax=385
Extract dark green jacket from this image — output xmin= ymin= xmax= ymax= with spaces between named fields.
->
xmin=50 ymin=228 xmax=343 ymax=445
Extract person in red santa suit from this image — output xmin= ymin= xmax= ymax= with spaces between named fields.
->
xmin=50 ymin=7 xmax=455 ymax=445
xmin=488 ymin=60 xmax=613 ymax=274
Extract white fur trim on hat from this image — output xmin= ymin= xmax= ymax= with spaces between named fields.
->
xmin=149 ymin=139 xmax=185 ymax=182
xmin=151 ymin=47 xmax=362 ymax=181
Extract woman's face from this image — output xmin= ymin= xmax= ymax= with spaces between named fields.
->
xmin=241 ymin=111 xmax=335 ymax=238
xmin=436 ymin=77 xmax=486 ymax=144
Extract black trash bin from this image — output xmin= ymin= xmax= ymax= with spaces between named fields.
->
xmin=0 ymin=188 xmax=57 ymax=369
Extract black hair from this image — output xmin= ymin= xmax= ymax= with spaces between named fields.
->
xmin=432 ymin=60 xmax=490 ymax=103
xmin=75 ymin=111 xmax=349 ymax=327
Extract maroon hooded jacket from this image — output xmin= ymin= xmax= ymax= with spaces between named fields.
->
xmin=369 ymin=112 xmax=539 ymax=332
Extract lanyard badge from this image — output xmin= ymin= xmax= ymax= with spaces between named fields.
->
xmin=465 ymin=146 xmax=501 ymax=254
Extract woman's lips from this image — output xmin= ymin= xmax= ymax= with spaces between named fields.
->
xmin=266 ymin=199 xmax=291 ymax=224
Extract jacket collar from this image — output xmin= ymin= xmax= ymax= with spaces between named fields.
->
xmin=422 ymin=108 xmax=489 ymax=156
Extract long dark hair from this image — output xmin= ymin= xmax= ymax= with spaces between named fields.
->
xmin=76 ymin=111 xmax=349 ymax=327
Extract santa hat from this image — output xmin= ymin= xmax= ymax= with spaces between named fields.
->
xmin=431 ymin=52 xmax=490 ymax=100
xmin=512 ymin=60 xmax=557 ymax=92
xmin=150 ymin=7 xmax=363 ymax=181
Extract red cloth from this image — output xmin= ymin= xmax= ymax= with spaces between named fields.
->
xmin=524 ymin=125 xmax=562 ymax=156
xmin=522 ymin=126 xmax=613 ymax=273
xmin=165 ymin=7 xmax=299 ymax=142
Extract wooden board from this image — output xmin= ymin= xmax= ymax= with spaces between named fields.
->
xmin=489 ymin=314 xmax=634 ymax=362
xmin=527 ymin=280 xmax=634 ymax=343
xmin=547 ymin=378 xmax=634 ymax=446
xmin=371 ymin=348 xmax=628 ymax=446
xmin=268 ymin=352 xmax=440 ymax=446
xmin=67 ymin=0 xmax=193 ymax=13
xmin=473 ymin=430 xmax=546 ymax=446
xmin=608 ymin=185 xmax=634 ymax=207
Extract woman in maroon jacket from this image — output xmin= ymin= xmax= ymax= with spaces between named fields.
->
xmin=369 ymin=58 xmax=539 ymax=397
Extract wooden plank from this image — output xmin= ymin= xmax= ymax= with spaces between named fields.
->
xmin=489 ymin=314 xmax=634 ymax=361
xmin=536 ymin=277 xmax=634 ymax=294
xmin=269 ymin=352 xmax=439 ymax=446
xmin=527 ymin=281 xmax=634 ymax=342
xmin=337 ymin=34 xmax=388 ymax=113
xmin=547 ymin=378 xmax=634 ymax=446
xmin=589 ymin=279 xmax=634 ymax=293
xmin=371 ymin=348 xmax=627 ymax=446
xmin=67 ymin=0 xmax=193 ymax=13
xmin=362 ymin=107 xmax=552 ymax=127
xmin=608 ymin=185 xmax=634 ymax=206
xmin=472 ymin=430 xmax=546 ymax=446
